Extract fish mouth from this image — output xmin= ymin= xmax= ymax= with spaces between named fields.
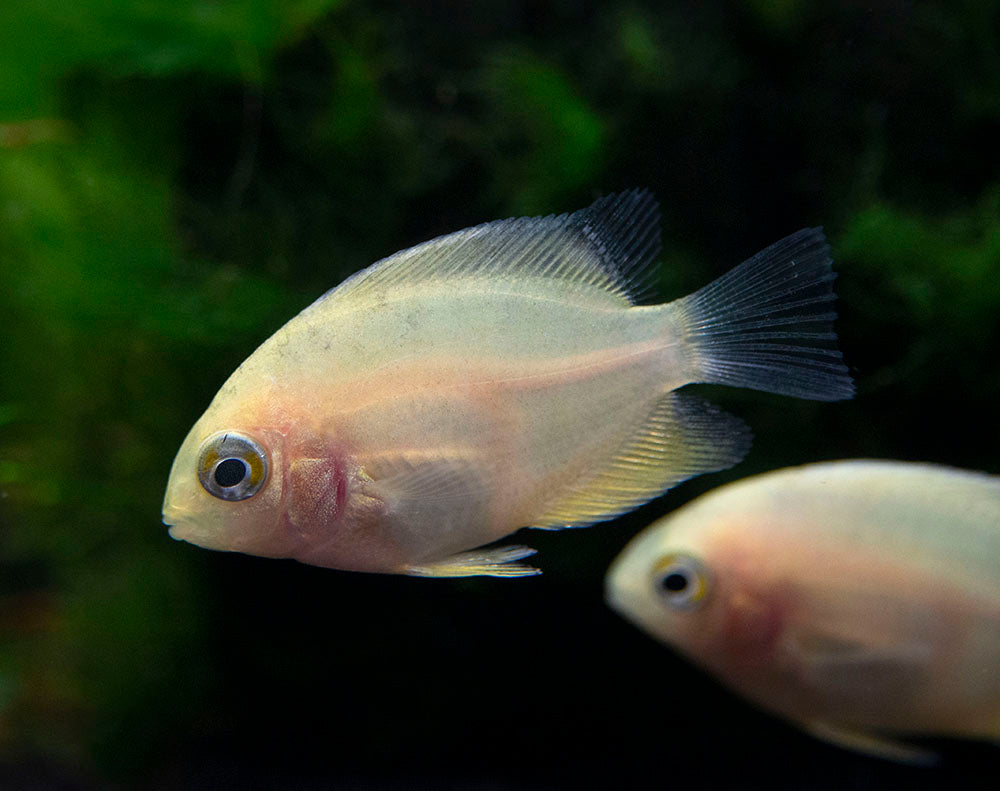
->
xmin=165 ymin=517 xmax=208 ymax=546
xmin=602 ymin=554 xmax=626 ymax=605
xmin=165 ymin=517 xmax=187 ymax=541
xmin=162 ymin=506 xmax=192 ymax=541
xmin=162 ymin=507 xmax=228 ymax=550
xmin=603 ymin=572 xmax=630 ymax=617
xmin=603 ymin=555 xmax=645 ymax=622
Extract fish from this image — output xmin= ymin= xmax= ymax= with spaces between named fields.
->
xmin=162 ymin=190 xmax=853 ymax=577
xmin=605 ymin=460 xmax=1000 ymax=761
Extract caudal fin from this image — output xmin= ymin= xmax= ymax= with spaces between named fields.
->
xmin=678 ymin=228 xmax=854 ymax=401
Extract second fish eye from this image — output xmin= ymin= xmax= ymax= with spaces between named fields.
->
xmin=653 ymin=554 xmax=709 ymax=611
xmin=660 ymin=571 xmax=689 ymax=592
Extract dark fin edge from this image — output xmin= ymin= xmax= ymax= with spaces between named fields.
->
xmin=680 ymin=227 xmax=855 ymax=402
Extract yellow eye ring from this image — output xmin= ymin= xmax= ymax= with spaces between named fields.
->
xmin=196 ymin=431 xmax=268 ymax=501
xmin=652 ymin=553 xmax=710 ymax=611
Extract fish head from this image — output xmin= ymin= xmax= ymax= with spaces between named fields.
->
xmin=605 ymin=494 xmax=793 ymax=680
xmin=162 ymin=408 xmax=291 ymax=557
xmin=162 ymin=386 xmax=361 ymax=562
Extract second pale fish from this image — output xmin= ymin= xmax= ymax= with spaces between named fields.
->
xmin=606 ymin=460 xmax=1000 ymax=760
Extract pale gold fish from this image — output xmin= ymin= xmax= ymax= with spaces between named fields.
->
xmin=606 ymin=460 xmax=1000 ymax=761
xmin=162 ymin=191 xmax=852 ymax=577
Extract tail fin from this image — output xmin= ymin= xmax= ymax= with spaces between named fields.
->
xmin=678 ymin=228 xmax=854 ymax=401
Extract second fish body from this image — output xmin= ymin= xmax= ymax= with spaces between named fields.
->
xmin=163 ymin=190 xmax=852 ymax=576
xmin=606 ymin=460 xmax=1000 ymax=758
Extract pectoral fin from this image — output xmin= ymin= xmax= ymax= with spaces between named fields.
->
xmin=405 ymin=545 xmax=540 ymax=578
xmin=368 ymin=450 xmax=535 ymax=576
xmin=372 ymin=449 xmax=487 ymax=503
xmin=784 ymin=632 xmax=938 ymax=763
xmin=803 ymin=721 xmax=938 ymax=765
xmin=792 ymin=632 xmax=932 ymax=707
xmin=368 ymin=449 xmax=492 ymax=545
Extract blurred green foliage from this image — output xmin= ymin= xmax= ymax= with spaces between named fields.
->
xmin=0 ymin=0 xmax=337 ymax=112
xmin=481 ymin=51 xmax=606 ymax=213
xmin=0 ymin=0 xmax=998 ymax=787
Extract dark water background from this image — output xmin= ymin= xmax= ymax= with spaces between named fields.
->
xmin=1 ymin=1 xmax=998 ymax=788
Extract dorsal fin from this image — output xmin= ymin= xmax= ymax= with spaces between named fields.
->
xmin=317 ymin=190 xmax=662 ymax=309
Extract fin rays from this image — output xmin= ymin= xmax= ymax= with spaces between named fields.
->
xmin=404 ymin=546 xmax=540 ymax=578
xmin=680 ymin=227 xmax=855 ymax=401
xmin=532 ymin=393 xmax=753 ymax=528
xmin=313 ymin=190 xmax=662 ymax=311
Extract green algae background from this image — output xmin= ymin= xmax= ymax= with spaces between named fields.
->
xmin=0 ymin=1 xmax=998 ymax=788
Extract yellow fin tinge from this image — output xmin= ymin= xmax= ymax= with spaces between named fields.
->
xmin=404 ymin=545 xmax=540 ymax=578
xmin=532 ymin=393 xmax=752 ymax=528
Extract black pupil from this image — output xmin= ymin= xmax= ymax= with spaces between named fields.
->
xmin=214 ymin=458 xmax=248 ymax=488
xmin=662 ymin=571 xmax=689 ymax=593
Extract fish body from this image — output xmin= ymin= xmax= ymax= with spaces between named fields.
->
xmin=606 ymin=460 xmax=1000 ymax=756
xmin=163 ymin=191 xmax=852 ymax=576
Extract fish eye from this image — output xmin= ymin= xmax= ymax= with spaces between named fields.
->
xmin=197 ymin=431 xmax=268 ymax=501
xmin=652 ymin=553 xmax=709 ymax=611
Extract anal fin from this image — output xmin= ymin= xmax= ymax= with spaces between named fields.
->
xmin=804 ymin=721 xmax=939 ymax=765
xmin=404 ymin=545 xmax=540 ymax=578
xmin=532 ymin=392 xmax=752 ymax=528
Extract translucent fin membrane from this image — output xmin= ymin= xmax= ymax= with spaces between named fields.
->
xmin=533 ymin=393 xmax=753 ymax=528
xmin=404 ymin=545 xmax=540 ymax=578
xmin=680 ymin=228 xmax=854 ymax=401
xmin=312 ymin=190 xmax=662 ymax=311
xmin=574 ymin=189 xmax=663 ymax=304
